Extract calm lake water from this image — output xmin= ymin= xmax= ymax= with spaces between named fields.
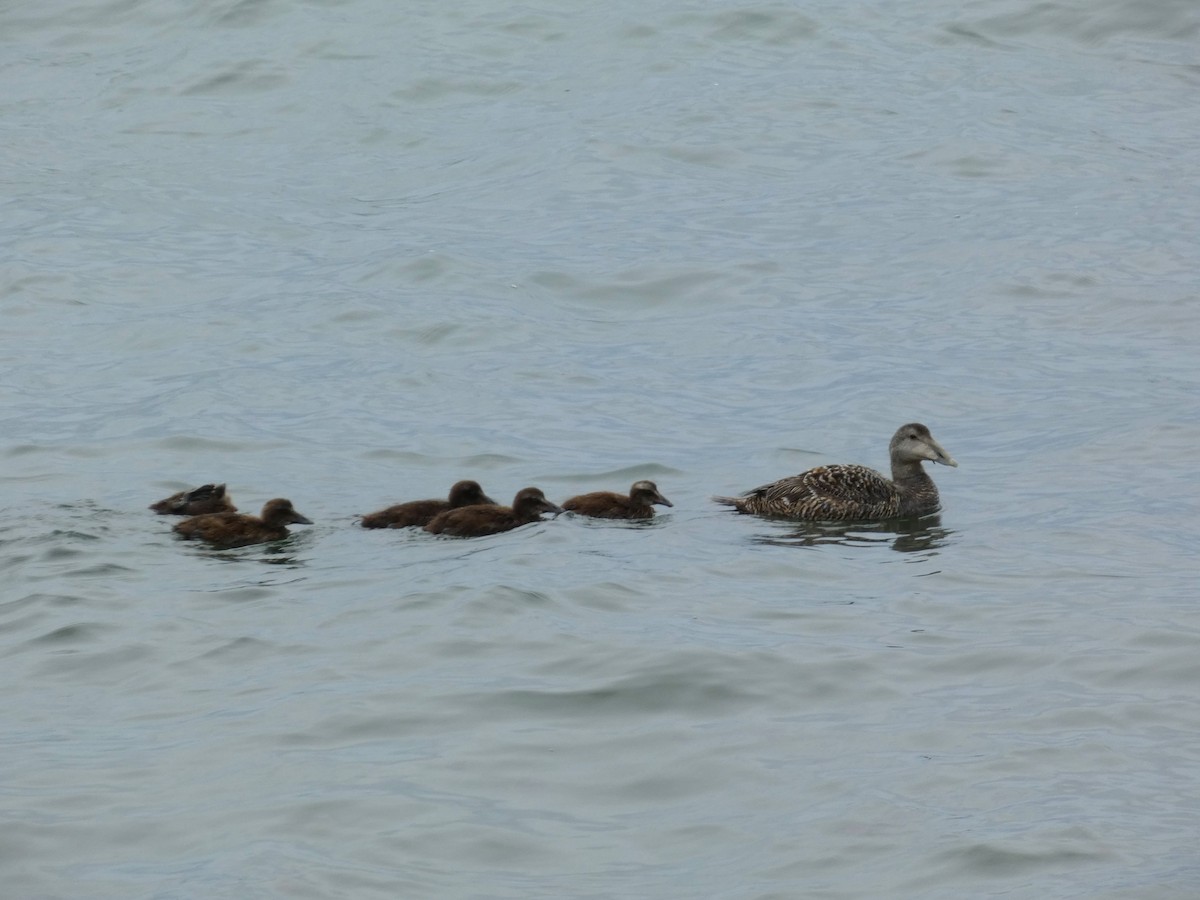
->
xmin=3 ymin=0 xmax=1199 ymax=897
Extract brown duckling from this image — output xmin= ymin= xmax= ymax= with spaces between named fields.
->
xmin=425 ymin=487 xmax=562 ymax=538
xmin=150 ymin=483 xmax=236 ymax=516
xmin=563 ymin=480 xmax=673 ymax=520
xmin=173 ymin=498 xmax=313 ymax=549
xmin=360 ymin=480 xmax=496 ymax=529
xmin=714 ymin=423 xmax=957 ymax=521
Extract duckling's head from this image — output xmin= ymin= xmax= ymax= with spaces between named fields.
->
xmin=449 ymin=480 xmax=496 ymax=507
xmin=261 ymin=498 xmax=314 ymax=525
xmin=512 ymin=487 xmax=564 ymax=517
xmin=630 ymin=480 xmax=673 ymax=507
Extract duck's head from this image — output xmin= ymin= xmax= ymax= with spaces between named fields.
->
xmin=890 ymin=423 xmax=957 ymax=467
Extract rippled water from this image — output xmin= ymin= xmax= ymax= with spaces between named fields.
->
xmin=3 ymin=0 xmax=1199 ymax=897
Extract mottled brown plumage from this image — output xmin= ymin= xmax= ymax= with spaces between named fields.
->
xmin=563 ymin=480 xmax=673 ymax=520
xmin=173 ymin=498 xmax=313 ymax=549
xmin=425 ymin=487 xmax=562 ymax=538
xmin=150 ymin=483 xmax=236 ymax=516
xmin=714 ymin=423 xmax=957 ymax=521
xmin=360 ymin=480 xmax=496 ymax=529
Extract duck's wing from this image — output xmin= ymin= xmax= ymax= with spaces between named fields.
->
xmin=749 ymin=464 xmax=899 ymax=507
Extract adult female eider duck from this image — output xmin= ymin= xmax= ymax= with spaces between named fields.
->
xmin=425 ymin=487 xmax=562 ymax=537
xmin=173 ymin=498 xmax=313 ymax=549
xmin=714 ymin=423 xmax=957 ymax=521
xmin=562 ymin=480 xmax=673 ymax=520
xmin=360 ymin=480 xmax=496 ymax=529
xmin=150 ymin=483 xmax=236 ymax=516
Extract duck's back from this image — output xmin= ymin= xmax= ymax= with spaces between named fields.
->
xmin=563 ymin=492 xmax=647 ymax=519
xmin=425 ymin=505 xmax=517 ymax=537
xmin=725 ymin=464 xmax=910 ymax=520
xmin=361 ymin=499 xmax=447 ymax=529
xmin=173 ymin=512 xmax=286 ymax=549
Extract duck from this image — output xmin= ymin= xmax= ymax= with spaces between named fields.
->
xmin=425 ymin=487 xmax=562 ymax=537
xmin=150 ymin=483 xmax=236 ymax=516
xmin=172 ymin=498 xmax=313 ymax=549
xmin=714 ymin=423 xmax=957 ymax=521
xmin=360 ymin=480 xmax=496 ymax=529
xmin=562 ymin=480 xmax=673 ymax=520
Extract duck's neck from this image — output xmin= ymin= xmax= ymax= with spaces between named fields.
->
xmin=890 ymin=458 xmax=929 ymax=484
xmin=890 ymin=459 xmax=940 ymax=514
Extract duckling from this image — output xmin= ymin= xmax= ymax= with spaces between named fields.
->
xmin=173 ymin=498 xmax=313 ymax=549
xmin=425 ymin=487 xmax=562 ymax=537
xmin=361 ymin=480 xmax=496 ymax=529
xmin=562 ymin=480 xmax=673 ymax=520
xmin=714 ymin=423 xmax=957 ymax=521
xmin=150 ymin=483 xmax=236 ymax=516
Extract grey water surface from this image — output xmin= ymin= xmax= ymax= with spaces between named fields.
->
xmin=3 ymin=0 xmax=1199 ymax=897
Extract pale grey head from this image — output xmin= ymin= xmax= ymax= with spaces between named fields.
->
xmin=889 ymin=423 xmax=957 ymax=468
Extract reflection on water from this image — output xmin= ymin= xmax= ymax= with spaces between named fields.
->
xmin=184 ymin=539 xmax=312 ymax=567
xmin=754 ymin=515 xmax=953 ymax=554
